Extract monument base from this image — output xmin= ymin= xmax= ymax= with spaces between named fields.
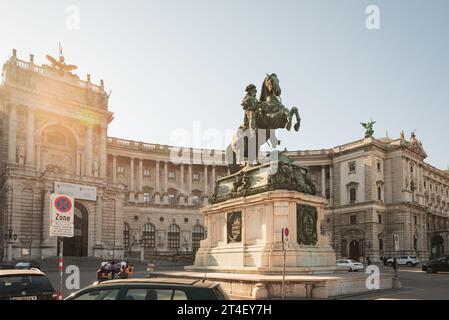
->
xmin=151 ymin=270 xmax=394 ymax=299
xmin=189 ymin=189 xmax=336 ymax=275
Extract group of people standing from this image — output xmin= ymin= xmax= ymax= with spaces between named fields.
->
xmin=96 ymin=261 xmax=134 ymax=282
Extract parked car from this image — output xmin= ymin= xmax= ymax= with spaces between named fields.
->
xmin=65 ymin=278 xmax=230 ymax=300
xmin=14 ymin=261 xmax=41 ymax=270
xmin=0 ymin=263 xmax=15 ymax=270
xmin=387 ymin=256 xmax=419 ymax=267
xmin=336 ymin=259 xmax=364 ymax=272
xmin=0 ymin=269 xmax=57 ymax=300
xmin=422 ymin=256 xmax=449 ymax=274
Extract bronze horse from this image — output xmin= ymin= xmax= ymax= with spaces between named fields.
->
xmin=226 ymin=74 xmax=301 ymax=173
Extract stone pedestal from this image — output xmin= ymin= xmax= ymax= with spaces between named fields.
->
xmin=186 ymin=190 xmax=336 ymax=274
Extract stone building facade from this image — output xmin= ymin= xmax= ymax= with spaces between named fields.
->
xmin=287 ymin=136 xmax=449 ymax=262
xmin=0 ymin=50 xmax=227 ymax=261
xmin=1 ymin=50 xmax=448 ymax=262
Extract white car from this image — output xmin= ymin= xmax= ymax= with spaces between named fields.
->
xmin=336 ymin=259 xmax=364 ymax=272
xmin=387 ymin=256 xmax=420 ymax=267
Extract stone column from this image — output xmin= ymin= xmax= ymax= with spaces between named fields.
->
xmin=138 ymin=159 xmax=143 ymax=192
xmin=212 ymin=165 xmax=216 ymax=191
xmin=329 ymin=166 xmax=334 ymax=206
xmin=112 ymin=155 xmax=117 ymax=184
xmin=180 ymin=164 xmax=185 ymax=194
xmin=41 ymin=190 xmax=52 ymax=244
xmin=188 ymin=165 xmax=192 ymax=195
xmin=321 ymin=166 xmax=326 ymax=198
xmin=164 ymin=162 xmax=168 ymax=193
xmin=204 ymin=166 xmax=208 ymax=195
xmin=155 ymin=161 xmax=160 ymax=193
xmin=76 ymin=152 xmax=81 ymax=176
xmin=130 ymin=158 xmax=135 ymax=191
xmin=85 ymin=125 xmax=93 ymax=176
xmin=100 ymin=126 xmax=107 ymax=178
xmin=8 ymin=104 xmax=17 ymax=163
xmin=26 ymin=107 xmax=35 ymax=166
xmin=95 ymin=197 xmax=103 ymax=246
xmin=36 ymin=143 xmax=41 ymax=171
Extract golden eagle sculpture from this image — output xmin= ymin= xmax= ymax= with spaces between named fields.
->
xmin=45 ymin=43 xmax=78 ymax=76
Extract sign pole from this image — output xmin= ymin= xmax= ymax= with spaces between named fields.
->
xmin=59 ymin=237 xmax=64 ymax=300
xmin=282 ymin=227 xmax=286 ymax=300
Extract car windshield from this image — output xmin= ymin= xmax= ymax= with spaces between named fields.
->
xmin=0 ymin=275 xmax=53 ymax=295
xmin=15 ymin=262 xmax=31 ymax=269
xmin=410 ymin=256 xmax=417 ymax=259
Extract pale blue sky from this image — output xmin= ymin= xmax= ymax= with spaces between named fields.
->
xmin=1 ymin=0 xmax=448 ymax=169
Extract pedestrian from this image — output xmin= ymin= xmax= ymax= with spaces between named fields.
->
xmin=96 ymin=262 xmax=109 ymax=283
xmin=367 ymin=256 xmax=371 ymax=266
xmin=117 ymin=261 xmax=128 ymax=279
xmin=127 ymin=262 xmax=134 ymax=278
xmin=393 ymin=257 xmax=398 ymax=271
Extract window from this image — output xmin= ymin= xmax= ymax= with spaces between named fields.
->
xmin=410 ymin=166 xmax=414 ymax=174
xmin=378 ymin=214 xmax=382 ymax=224
xmin=123 ymin=288 xmax=187 ymax=301
xmin=379 ymin=238 xmax=384 ymax=251
xmin=349 ymin=188 xmax=357 ymax=203
xmin=117 ymin=166 xmax=124 ymax=174
xmin=143 ymin=193 xmax=151 ymax=203
xmin=377 ymin=162 xmax=381 ymax=172
xmin=75 ymin=289 xmax=120 ymax=301
xmin=168 ymin=171 xmax=175 ymax=180
xmin=168 ymin=194 xmax=176 ymax=206
xmin=193 ymin=173 xmax=199 ymax=181
xmin=192 ymin=225 xmax=205 ymax=254
xmin=124 ymin=223 xmax=130 ymax=250
xmin=348 ymin=162 xmax=356 ymax=174
xmin=424 ymin=181 xmax=427 ymax=189
xmin=142 ymin=223 xmax=156 ymax=248
xmin=414 ymin=216 xmax=418 ymax=225
xmin=143 ymin=169 xmax=150 ymax=177
xmin=378 ymin=186 xmax=382 ymax=201
xmin=350 ymin=215 xmax=357 ymax=225
xmin=168 ymin=224 xmax=180 ymax=251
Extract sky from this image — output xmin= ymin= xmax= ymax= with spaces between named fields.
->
xmin=0 ymin=0 xmax=448 ymax=169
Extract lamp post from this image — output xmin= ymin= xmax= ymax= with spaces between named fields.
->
xmin=4 ymin=228 xmax=18 ymax=262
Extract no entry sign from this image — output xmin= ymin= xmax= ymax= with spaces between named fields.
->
xmin=50 ymin=194 xmax=74 ymax=238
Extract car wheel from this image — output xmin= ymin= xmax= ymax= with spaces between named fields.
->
xmin=426 ymin=267 xmax=433 ymax=274
xmin=407 ymin=262 xmax=413 ymax=267
xmin=387 ymin=262 xmax=392 ymax=267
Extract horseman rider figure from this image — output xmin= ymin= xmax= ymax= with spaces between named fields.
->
xmin=241 ymin=84 xmax=259 ymax=132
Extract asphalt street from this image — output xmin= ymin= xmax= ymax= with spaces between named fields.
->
xmin=44 ymin=264 xmax=449 ymax=300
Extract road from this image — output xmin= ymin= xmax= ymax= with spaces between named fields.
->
xmin=338 ymin=265 xmax=449 ymax=300
xmin=44 ymin=264 xmax=449 ymax=300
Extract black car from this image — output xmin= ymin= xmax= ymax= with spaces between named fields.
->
xmin=422 ymin=256 xmax=449 ymax=274
xmin=14 ymin=261 xmax=41 ymax=270
xmin=0 ymin=269 xmax=57 ymax=300
xmin=0 ymin=263 xmax=15 ymax=270
xmin=65 ymin=278 xmax=229 ymax=300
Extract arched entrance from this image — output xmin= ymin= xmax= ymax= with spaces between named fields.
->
xmin=431 ymin=235 xmax=444 ymax=259
xmin=349 ymin=240 xmax=360 ymax=261
xmin=63 ymin=202 xmax=89 ymax=257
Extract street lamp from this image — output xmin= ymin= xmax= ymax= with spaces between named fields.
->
xmin=4 ymin=228 xmax=18 ymax=262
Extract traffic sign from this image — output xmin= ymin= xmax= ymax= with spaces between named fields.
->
xmin=50 ymin=194 xmax=74 ymax=238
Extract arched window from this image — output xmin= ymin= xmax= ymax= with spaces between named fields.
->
xmin=168 ymin=224 xmax=180 ymax=251
xmin=124 ymin=223 xmax=130 ymax=250
xmin=142 ymin=223 xmax=156 ymax=248
xmin=192 ymin=225 xmax=205 ymax=254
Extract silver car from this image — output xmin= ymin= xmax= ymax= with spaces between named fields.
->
xmin=336 ymin=259 xmax=364 ymax=272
